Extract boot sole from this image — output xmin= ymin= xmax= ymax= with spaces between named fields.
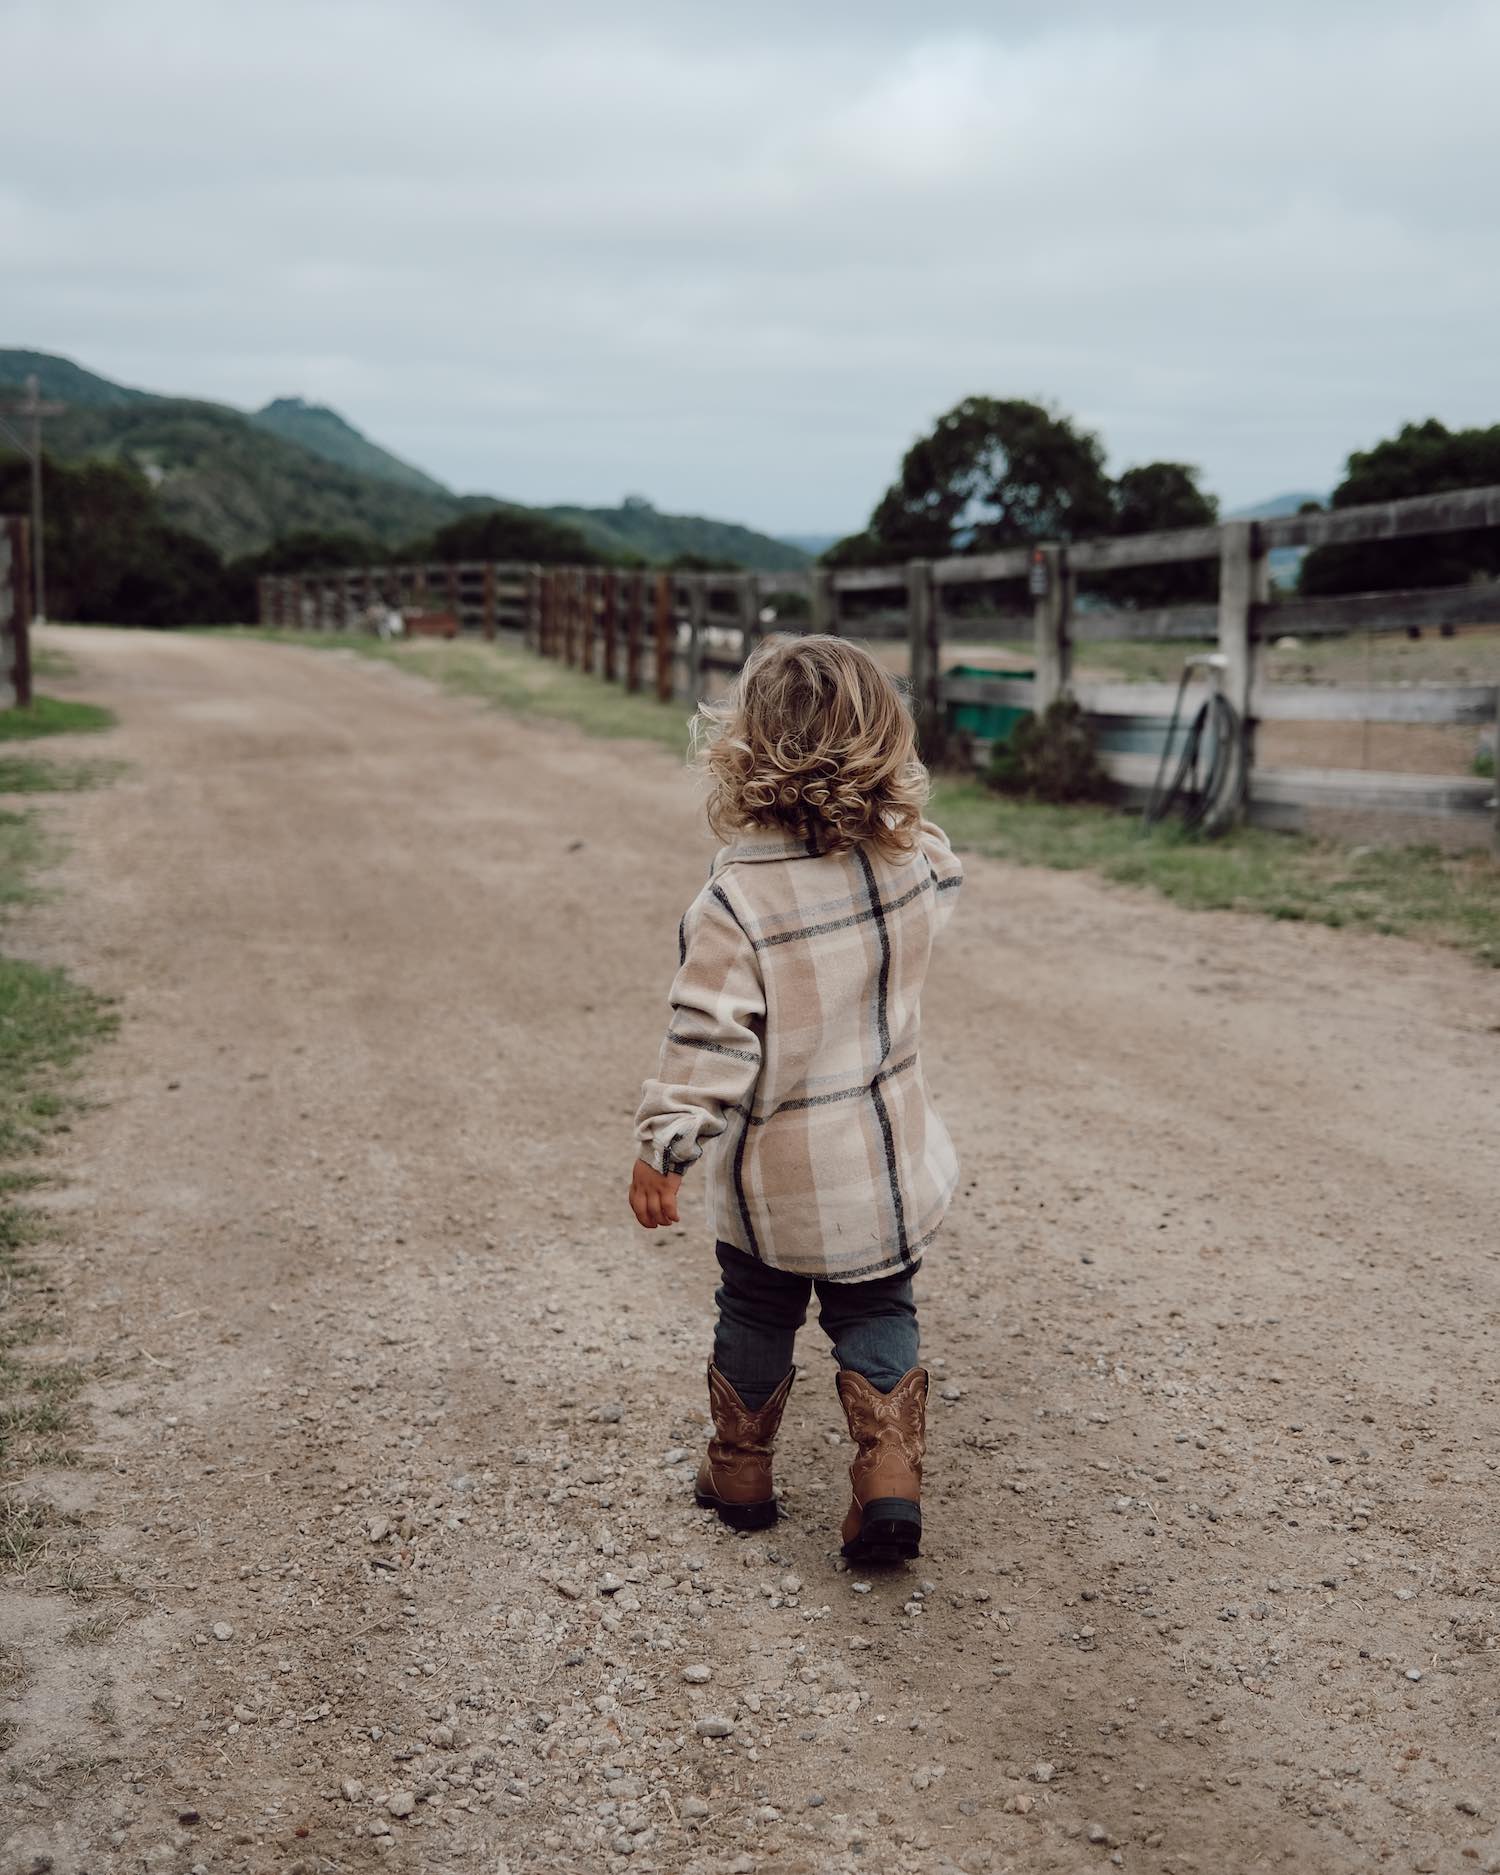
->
xmin=841 ymin=1496 xmax=921 ymax=1564
xmin=694 ymin=1488 xmax=778 ymax=1531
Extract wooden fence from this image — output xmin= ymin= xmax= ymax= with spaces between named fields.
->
xmin=258 ymin=483 xmax=1500 ymax=849
xmin=1 ymin=515 xmax=34 ymax=711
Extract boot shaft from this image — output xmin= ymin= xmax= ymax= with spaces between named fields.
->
xmin=700 ymin=1364 xmax=794 ymax=1508
xmin=836 ymin=1366 xmax=928 ymax=1504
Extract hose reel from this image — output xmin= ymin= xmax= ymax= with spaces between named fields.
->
xmin=1142 ymin=653 xmax=1246 ymax=838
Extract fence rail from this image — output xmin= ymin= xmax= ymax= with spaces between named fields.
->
xmin=258 ymin=482 xmax=1500 ymax=850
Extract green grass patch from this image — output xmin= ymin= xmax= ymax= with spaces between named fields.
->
xmin=0 ymin=955 xmax=116 ymax=1158
xmin=29 ymin=644 xmax=77 ymax=682
xmin=0 ymin=755 xmax=122 ymax=793
xmin=932 ymin=779 xmax=1500 ymax=966
xmin=0 ymin=695 xmax=116 ymax=742
xmin=0 ymin=811 xmax=44 ymax=906
xmin=237 ymin=630 xmax=697 ymax=753
xmin=0 ymin=748 xmax=118 ymax=1515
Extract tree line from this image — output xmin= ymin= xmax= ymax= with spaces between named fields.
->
xmin=827 ymin=397 xmax=1500 ymax=604
xmin=0 ymin=456 xmax=630 ymax=627
xmin=5 ymin=402 xmax=1498 ymax=626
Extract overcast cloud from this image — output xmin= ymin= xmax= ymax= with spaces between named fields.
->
xmin=3 ymin=0 xmax=1497 ymax=533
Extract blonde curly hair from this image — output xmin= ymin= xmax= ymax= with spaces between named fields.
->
xmin=698 ymin=634 xmax=929 ymax=860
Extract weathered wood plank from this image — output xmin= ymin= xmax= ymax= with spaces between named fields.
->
xmin=1263 ymin=583 xmax=1500 ymax=637
xmin=654 ymin=572 xmax=674 ymax=702
xmin=906 ymin=560 xmax=941 ymax=759
xmin=1032 ymin=543 xmax=1070 ymax=712
xmin=1071 ymin=605 xmax=1219 ymax=643
xmin=932 ymin=609 xmax=1032 ymax=641
xmin=829 ymin=565 xmax=906 ymax=594
xmin=941 ymin=676 xmax=1037 ymax=709
xmin=1094 ymin=752 xmax=1494 ymax=821
xmin=1250 ymin=682 xmax=1499 ymax=725
xmin=945 ymin=672 xmax=1496 ymax=729
xmin=1067 ymin=525 xmax=1223 ymax=572
xmin=1263 ymin=484 xmax=1500 ymax=550
xmin=833 ymin=612 xmax=911 ymax=641
xmin=1248 ymin=766 xmax=1496 ymax=816
xmin=931 ymin=548 xmax=1032 ymax=585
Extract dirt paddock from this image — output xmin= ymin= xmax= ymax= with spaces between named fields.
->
xmin=3 ymin=627 xmax=1498 ymax=1875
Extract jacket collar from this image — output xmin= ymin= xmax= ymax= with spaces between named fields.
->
xmin=715 ymin=831 xmax=821 ymax=867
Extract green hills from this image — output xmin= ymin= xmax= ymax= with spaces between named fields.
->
xmin=250 ymin=396 xmax=451 ymax=498
xmin=0 ymin=349 xmax=808 ymax=571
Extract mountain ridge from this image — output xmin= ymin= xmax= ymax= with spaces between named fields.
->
xmin=250 ymin=396 xmax=451 ymax=499
xmin=0 ymin=348 xmax=809 ymax=570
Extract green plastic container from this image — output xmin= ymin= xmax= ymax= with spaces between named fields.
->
xmin=945 ymin=665 xmax=1032 ymax=746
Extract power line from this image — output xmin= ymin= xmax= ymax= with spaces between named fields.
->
xmin=0 ymin=374 xmax=65 ymax=623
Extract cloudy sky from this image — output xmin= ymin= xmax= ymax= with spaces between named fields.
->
xmin=4 ymin=0 xmax=1497 ymax=535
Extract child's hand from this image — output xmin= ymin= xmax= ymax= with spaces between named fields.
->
xmin=629 ymin=1159 xmax=683 ymax=1230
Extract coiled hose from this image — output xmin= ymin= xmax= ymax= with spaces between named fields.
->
xmin=1143 ymin=668 xmax=1245 ymax=838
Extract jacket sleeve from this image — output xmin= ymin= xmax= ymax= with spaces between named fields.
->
xmin=634 ymin=882 xmax=766 ymax=1177
xmin=920 ymin=818 xmax=964 ymax=931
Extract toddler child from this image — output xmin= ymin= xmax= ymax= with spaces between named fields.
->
xmin=629 ymin=635 xmax=962 ymax=1564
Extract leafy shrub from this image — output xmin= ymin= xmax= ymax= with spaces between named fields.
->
xmin=985 ymin=697 xmax=1112 ymax=804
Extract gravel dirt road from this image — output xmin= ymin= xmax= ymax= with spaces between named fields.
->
xmin=4 ymin=627 xmax=1498 ymax=1875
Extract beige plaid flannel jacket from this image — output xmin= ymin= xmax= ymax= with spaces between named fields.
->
xmin=634 ymin=821 xmax=963 ymax=1282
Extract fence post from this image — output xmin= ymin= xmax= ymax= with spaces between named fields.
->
xmin=1031 ymin=543 xmax=1071 ymax=712
xmin=481 ymin=563 xmax=497 ymax=640
xmin=2 ymin=516 xmax=34 ymax=708
xmin=1218 ymin=519 xmax=1265 ymax=792
xmin=906 ymin=559 xmax=943 ymax=761
xmin=570 ymin=566 xmax=585 ymax=671
xmin=625 ymin=573 xmax=643 ymax=692
xmin=528 ymin=562 xmax=547 ymax=652
xmin=810 ymin=567 xmax=834 ymax=636
xmin=654 ymin=572 xmax=674 ymax=701
xmin=1492 ymin=689 xmax=1500 ymax=855
xmin=601 ymin=570 xmax=618 ymax=682
xmin=686 ymin=575 xmax=708 ymax=701
xmin=737 ymin=573 xmax=760 ymax=669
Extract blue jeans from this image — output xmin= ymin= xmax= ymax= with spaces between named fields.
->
xmin=712 ymin=1241 xmax=919 ymax=1409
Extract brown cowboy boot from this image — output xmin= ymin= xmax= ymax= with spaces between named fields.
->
xmin=836 ymin=1367 xmax=928 ymax=1563
xmin=694 ymin=1365 xmax=795 ymax=1531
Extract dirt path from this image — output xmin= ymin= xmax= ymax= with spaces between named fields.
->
xmin=4 ymin=627 xmax=1499 ymax=1875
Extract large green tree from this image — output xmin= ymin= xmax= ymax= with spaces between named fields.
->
xmin=0 ymin=454 xmax=237 ymax=625
xmin=826 ymin=397 xmax=1115 ymax=565
xmin=1099 ymin=460 xmax=1218 ymax=606
xmin=410 ymin=506 xmax=608 ymax=567
xmin=825 ymin=398 xmax=1218 ymax=605
xmin=1300 ymin=419 xmax=1500 ymax=594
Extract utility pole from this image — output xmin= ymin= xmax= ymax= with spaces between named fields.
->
xmin=0 ymin=374 xmax=65 ymax=624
